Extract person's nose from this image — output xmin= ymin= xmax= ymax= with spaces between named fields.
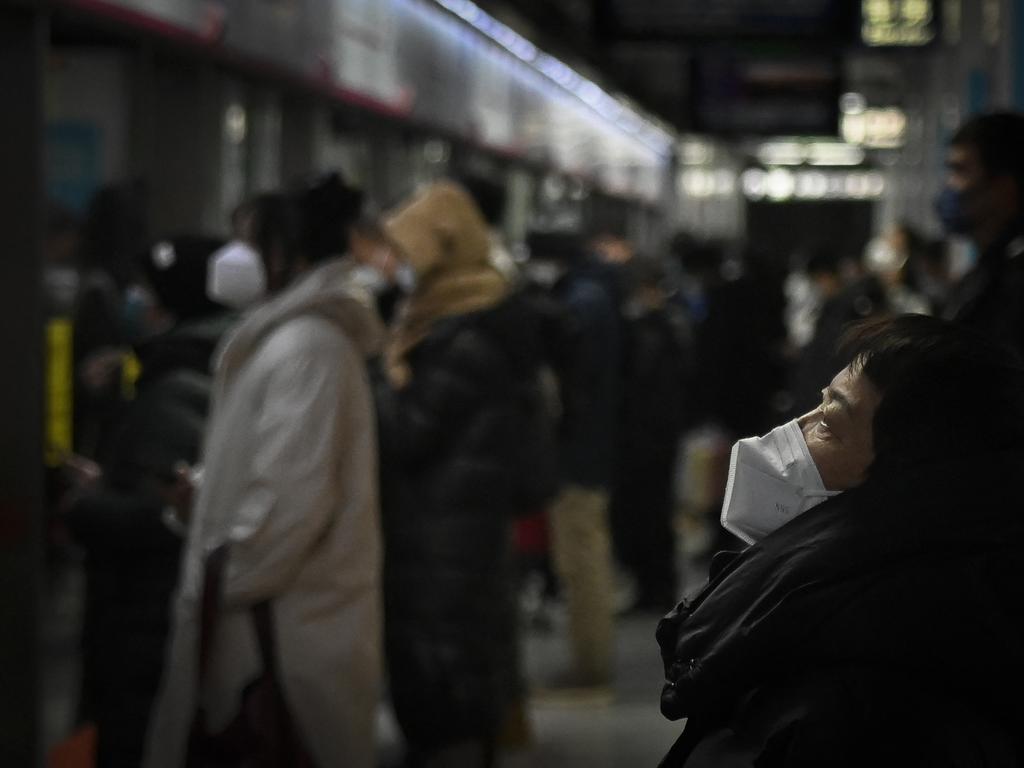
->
xmin=797 ymin=408 xmax=821 ymax=431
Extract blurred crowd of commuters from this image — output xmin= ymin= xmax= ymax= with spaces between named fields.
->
xmin=41 ymin=111 xmax=1024 ymax=768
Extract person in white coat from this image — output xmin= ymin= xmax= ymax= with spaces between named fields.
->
xmin=144 ymin=175 xmax=387 ymax=768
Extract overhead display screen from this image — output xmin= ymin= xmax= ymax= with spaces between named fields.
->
xmin=689 ymin=51 xmax=842 ymax=137
xmin=601 ymin=0 xmax=851 ymax=39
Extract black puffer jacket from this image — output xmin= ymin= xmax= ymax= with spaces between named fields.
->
xmin=377 ymin=291 xmax=559 ymax=750
xmin=553 ymin=258 xmax=623 ymax=489
xmin=656 ymin=451 xmax=1024 ymax=768
xmin=66 ymin=313 xmax=234 ymax=768
xmin=944 ymin=226 xmax=1024 ymax=359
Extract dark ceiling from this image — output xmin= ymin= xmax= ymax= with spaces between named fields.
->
xmin=482 ymin=0 xmax=930 ymax=135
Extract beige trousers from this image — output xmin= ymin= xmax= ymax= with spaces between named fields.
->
xmin=549 ymin=484 xmax=615 ymax=683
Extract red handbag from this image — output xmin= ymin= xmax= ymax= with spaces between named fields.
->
xmin=186 ymin=545 xmax=315 ymax=768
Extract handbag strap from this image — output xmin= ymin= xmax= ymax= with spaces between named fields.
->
xmin=195 ymin=544 xmax=230 ymax=688
xmin=194 ymin=544 xmax=277 ymax=688
xmin=249 ymin=601 xmax=278 ymax=676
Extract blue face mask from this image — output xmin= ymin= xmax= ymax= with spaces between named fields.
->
xmin=935 ymin=187 xmax=973 ymax=235
xmin=121 ymin=285 xmax=154 ymax=342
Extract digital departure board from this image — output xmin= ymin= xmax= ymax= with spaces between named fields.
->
xmin=689 ymin=51 xmax=842 ymax=136
xmin=601 ymin=0 xmax=851 ymax=39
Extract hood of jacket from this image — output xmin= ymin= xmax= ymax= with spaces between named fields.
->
xmin=383 ymin=181 xmax=508 ymax=385
xmin=385 ymin=180 xmax=494 ymax=280
xmin=215 ymin=257 xmax=384 ymax=383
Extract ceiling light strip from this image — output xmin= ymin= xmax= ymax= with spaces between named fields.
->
xmin=431 ymin=0 xmax=674 ymax=154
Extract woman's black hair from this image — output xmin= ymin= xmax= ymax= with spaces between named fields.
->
xmin=297 ymin=172 xmax=364 ymax=263
xmin=840 ymin=314 xmax=1024 ymax=472
xmin=247 ymin=193 xmax=302 ymax=267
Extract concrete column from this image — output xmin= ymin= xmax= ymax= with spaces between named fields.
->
xmin=0 ymin=4 xmax=46 ymax=765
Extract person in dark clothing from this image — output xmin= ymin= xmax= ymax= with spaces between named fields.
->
xmin=669 ymin=234 xmax=724 ymax=332
xmin=789 ymin=247 xmax=888 ymax=416
xmin=65 ymin=236 xmax=234 ymax=768
xmin=525 ymin=230 xmax=622 ymax=698
xmin=545 ymin=234 xmax=624 ymax=492
xmin=939 ymin=112 xmax=1024 ymax=357
xmin=656 ymin=314 xmax=1024 ymax=767
xmin=688 ymin=248 xmax=788 ymax=559
xmin=696 ymin=246 xmax=787 ymax=440
xmin=376 ymin=182 xmax=558 ymax=767
xmin=73 ymin=184 xmax=149 ymax=461
xmin=610 ymin=256 xmax=693 ymax=611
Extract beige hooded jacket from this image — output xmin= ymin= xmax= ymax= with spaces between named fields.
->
xmin=144 ymin=258 xmax=385 ymax=768
xmin=383 ymin=181 xmax=508 ymax=386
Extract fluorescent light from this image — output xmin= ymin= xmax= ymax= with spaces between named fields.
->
xmin=742 ymin=168 xmax=767 ymax=199
xmin=742 ymin=169 xmax=886 ymax=201
xmin=795 ymin=170 xmax=828 ymax=199
xmin=766 ymin=168 xmax=797 ymax=201
xmin=757 ymin=141 xmax=805 ymax=166
xmin=806 ymin=142 xmax=865 ymax=166
xmin=755 ymin=140 xmax=865 ymax=167
xmin=841 ymin=108 xmax=908 ymax=149
xmin=679 ymin=168 xmax=736 ymax=198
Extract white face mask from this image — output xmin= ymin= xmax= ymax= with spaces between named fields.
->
xmin=349 ymin=264 xmax=391 ymax=295
xmin=207 ymin=241 xmax=267 ymax=309
xmin=721 ymin=419 xmax=840 ymax=545
xmin=394 ymin=262 xmax=418 ymax=294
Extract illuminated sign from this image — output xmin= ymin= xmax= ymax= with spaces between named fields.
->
xmin=862 ymin=0 xmax=937 ymax=46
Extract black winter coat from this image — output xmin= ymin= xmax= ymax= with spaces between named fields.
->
xmin=697 ymin=272 xmax=787 ymax=438
xmin=553 ymin=259 xmax=623 ymax=489
xmin=656 ymin=451 xmax=1024 ymax=768
xmin=944 ymin=226 xmax=1024 ymax=360
xmin=66 ymin=313 xmax=233 ymax=768
xmin=610 ymin=305 xmax=693 ymax=605
xmin=377 ymin=292 xmax=559 ymax=750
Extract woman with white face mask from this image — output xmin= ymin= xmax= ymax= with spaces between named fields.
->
xmin=656 ymin=315 xmax=1024 ymax=768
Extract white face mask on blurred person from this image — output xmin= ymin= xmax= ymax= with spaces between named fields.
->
xmin=349 ymin=264 xmax=391 ymax=295
xmin=207 ymin=240 xmax=267 ymax=309
xmin=721 ymin=419 xmax=840 ymax=545
xmin=394 ymin=262 xmax=417 ymax=294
